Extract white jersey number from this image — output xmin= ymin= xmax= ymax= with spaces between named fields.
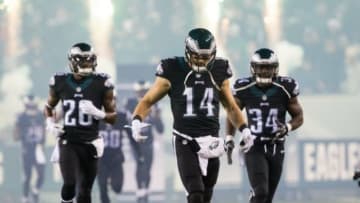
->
xmin=183 ymin=87 xmax=215 ymax=117
xmin=248 ymin=108 xmax=278 ymax=133
xmin=63 ymin=99 xmax=93 ymax=126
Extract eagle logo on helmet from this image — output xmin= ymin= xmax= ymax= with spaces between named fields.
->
xmin=185 ymin=28 xmax=217 ymax=73
xmin=250 ymin=48 xmax=279 ymax=86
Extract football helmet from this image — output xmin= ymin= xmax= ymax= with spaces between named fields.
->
xmin=250 ymin=48 xmax=279 ymax=86
xmin=68 ymin=42 xmax=97 ymax=76
xmin=185 ymin=28 xmax=216 ymax=72
xmin=134 ymin=80 xmax=151 ymax=97
xmin=23 ymin=94 xmax=37 ymax=110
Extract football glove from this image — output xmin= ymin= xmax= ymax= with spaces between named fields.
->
xmin=46 ymin=117 xmax=64 ymax=136
xmin=273 ymin=120 xmax=292 ymax=141
xmin=239 ymin=127 xmax=256 ymax=153
xmin=127 ymin=119 xmax=150 ymax=142
xmin=353 ymin=171 xmax=360 ymax=180
xmin=79 ymin=100 xmax=106 ymax=120
xmin=225 ymin=135 xmax=235 ymax=165
xmin=354 ymin=171 xmax=360 ymax=187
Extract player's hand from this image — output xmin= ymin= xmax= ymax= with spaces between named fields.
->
xmin=225 ymin=135 xmax=235 ymax=165
xmin=273 ymin=120 xmax=290 ymax=140
xmin=46 ymin=118 xmax=64 ymax=136
xmin=239 ymin=127 xmax=256 ymax=153
xmin=129 ymin=119 xmax=150 ymax=142
xmin=79 ymin=100 xmax=105 ymax=120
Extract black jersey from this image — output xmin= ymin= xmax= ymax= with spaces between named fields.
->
xmin=156 ymin=57 xmax=232 ymax=137
xmin=98 ymin=111 xmax=128 ymax=151
xmin=49 ymin=72 xmax=114 ymax=142
xmin=15 ymin=110 xmax=45 ymax=147
xmin=233 ymin=76 xmax=300 ymax=138
xmin=98 ymin=111 xmax=128 ymax=163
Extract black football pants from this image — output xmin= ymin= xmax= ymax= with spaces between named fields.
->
xmin=59 ymin=140 xmax=98 ymax=203
xmin=97 ymin=155 xmax=124 ymax=203
xmin=174 ymin=136 xmax=219 ymax=203
xmin=22 ymin=147 xmax=45 ymax=201
xmin=244 ymin=142 xmax=285 ymax=203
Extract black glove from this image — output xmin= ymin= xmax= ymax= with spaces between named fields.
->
xmin=353 ymin=171 xmax=360 ymax=180
xmin=225 ymin=135 xmax=235 ymax=165
xmin=273 ymin=120 xmax=290 ymax=140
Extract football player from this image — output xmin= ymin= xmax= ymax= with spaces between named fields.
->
xmin=226 ymin=48 xmax=304 ymax=203
xmin=125 ymin=80 xmax=164 ymax=203
xmin=97 ymin=108 xmax=129 ymax=203
xmin=353 ymin=162 xmax=360 ymax=187
xmin=129 ymin=28 xmax=253 ymax=203
xmin=44 ymin=42 xmax=116 ymax=203
xmin=13 ymin=94 xmax=45 ymax=203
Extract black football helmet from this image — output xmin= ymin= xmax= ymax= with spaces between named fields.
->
xmin=23 ymin=94 xmax=38 ymax=111
xmin=185 ymin=28 xmax=216 ymax=72
xmin=250 ymin=48 xmax=279 ymax=86
xmin=68 ymin=42 xmax=97 ymax=76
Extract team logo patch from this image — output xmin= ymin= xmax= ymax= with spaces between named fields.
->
xmin=293 ymin=81 xmax=300 ymax=95
xmin=209 ymin=140 xmax=219 ymax=150
xmin=49 ymin=76 xmax=55 ymax=86
xmin=156 ymin=64 xmax=164 ymax=75
xmin=104 ymin=78 xmax=114 ymax=88
xmin=227 ymin=66 xmax=233 ymax=75
xmin=76 ymin=87 xmax=82 ymax=92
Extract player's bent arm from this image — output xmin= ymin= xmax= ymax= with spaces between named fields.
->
xmin=220 ymin=79 xmax=248 ymax=132
xmin=226 ymin=97 xmax=243 ymax=136
xmin=102 ymin=89 xmax=117 ymax=124
xmin=44 ymin=88 xmax=60 ymax=118
xmin=287 ymin=96 xmax=304 ymax=131
xmin=133 ymin=77 xmax=170 ymax=121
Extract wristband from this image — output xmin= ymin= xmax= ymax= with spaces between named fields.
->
xmin=238 ymin=124 xmax=248 ymax=133
xmin=133 ymin=115 xmax=142 ymax=122
xmin=225 ymin=135 xmax=234 ymax=142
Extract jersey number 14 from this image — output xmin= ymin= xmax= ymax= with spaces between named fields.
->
xmin=183 ymin=87 xmax=215 ymax=117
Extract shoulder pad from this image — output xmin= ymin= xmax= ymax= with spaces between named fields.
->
xmin=211 ymin=58 xmax=233 ymax=80
xmin=275 ymin=76 xmax=300 ymax=97
xmin=233 ymin=77 xmax=254 ymax=89
xmin=94 ymin=72 xmax=110 ymax=79
xmin=104 ymin=77 xmax=114 ymax=88
xmin=49 ymin=72 xmax=68 ymax=86
xmin=155 ymin=57 xmax=178 ymax=78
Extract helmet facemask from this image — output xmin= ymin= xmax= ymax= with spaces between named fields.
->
xmin=68 ymin=43 xmax=97 ymax=76
xmin=185 ymin=28 xmax=216 ymax=73
xmin=250 ymin=48 xmax=279 ymax=87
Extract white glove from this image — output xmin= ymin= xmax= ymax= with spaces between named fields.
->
xmin=129 ymin=119 xmax=150 ymax=142
xmin=79 ymin=100 xmax=105 ymax=120
xmin=239 ymin=127 xmax=256 ymax=153
xmin=46 ymin=117 xmax=64 ymax=136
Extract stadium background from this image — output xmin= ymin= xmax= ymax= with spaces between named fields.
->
xmin=0 ymin=0 xmax=359 ymax=202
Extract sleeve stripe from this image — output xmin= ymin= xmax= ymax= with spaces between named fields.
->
xmin=233 ymin=82 xmax=256 ymax=92
xmin=272 ymin=82 xmax=291 ymax=98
